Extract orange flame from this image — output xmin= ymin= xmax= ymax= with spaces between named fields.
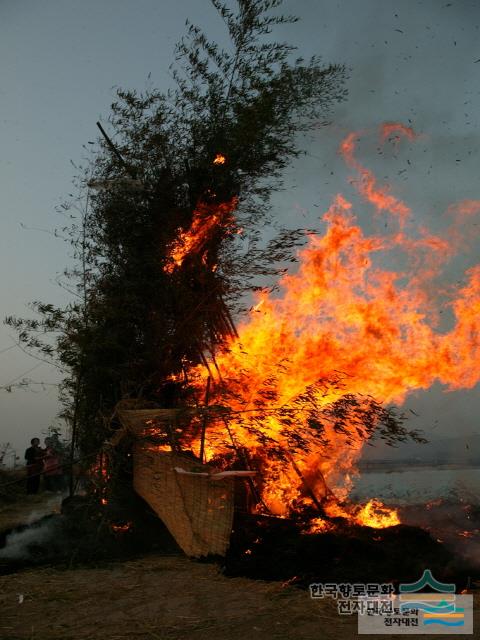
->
xmin=305 ymin=517 xmax=336 ymax=534
xmin=165 ymin=197 xmax=238 ymax=273
xmin=309 ymin=499 xmax=399 ymax=529
xmin=185 ymin=124 xmax=480 ymax=523
xmin=353 ymin=499 xmax=400 ymax=528
xmin=213 ymin=153 xmax=226 ymax=165
xmin=340 ymin=129 xmax=414 ymax=225
xmin=90 ymin=454 xmax=110 ymax=506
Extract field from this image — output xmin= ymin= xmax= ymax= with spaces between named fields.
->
xmin=1 ymin=481 xmax=478 ymax=640
xmin=1 ymin=554 xmax=478 ymax=640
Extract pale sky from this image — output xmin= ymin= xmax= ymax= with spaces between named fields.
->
xmin=1 ymin=0 xmax=479 ymax=457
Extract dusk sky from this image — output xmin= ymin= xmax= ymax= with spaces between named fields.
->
xmin=1 ymin=0 xmax=479 ymax=457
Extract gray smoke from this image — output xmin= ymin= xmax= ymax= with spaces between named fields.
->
xmin=0 ymin=516 xmax=57 ymax=560
xmin=0 ymin=494 xmax=64 ymax=561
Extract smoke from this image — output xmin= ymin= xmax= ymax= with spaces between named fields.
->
xmin=0 ymin=495 xmax=64 ymax=562
xmin=0 ymin=516 xmax=58 ymax=560
xmin=401 ymin=499 xmax=480 ymax=571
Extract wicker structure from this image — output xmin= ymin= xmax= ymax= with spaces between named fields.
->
xmin=115 ymin=401 xmax=247 ymax=557
xmin=133 ymin=442 xmax=235 ymax=557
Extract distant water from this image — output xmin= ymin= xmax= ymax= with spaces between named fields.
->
xmin=349 ymin=465 xmax=480 ymax=504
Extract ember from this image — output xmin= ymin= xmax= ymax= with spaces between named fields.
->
xmin=110 ymin=522 xmax=133 ymax=534
xmin=213 ymin=152 xmax=226 ymax=165
xmin=458 ymin=530 xmax=478 ymax=539
xmin=90 ymin=454 xmax=110 ymax=507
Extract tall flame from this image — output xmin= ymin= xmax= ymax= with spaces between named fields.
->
xmin=188 ymin=124 xmax=480 ymax=518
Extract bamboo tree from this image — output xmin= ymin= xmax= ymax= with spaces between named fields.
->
xmin=4 ymin=2 xmax=422 ymax=470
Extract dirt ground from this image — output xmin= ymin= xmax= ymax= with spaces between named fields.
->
xmin=0 ymin=492 xmax=478 ymax=639
xmin=0 ymin=555 xmax=478 ymax=640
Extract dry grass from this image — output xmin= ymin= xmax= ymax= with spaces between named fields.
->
xmin=0 ymin=555 xmax=478 ymax=640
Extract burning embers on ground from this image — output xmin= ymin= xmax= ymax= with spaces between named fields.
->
xmin=155 ymin=123 xmax=480 ymax=532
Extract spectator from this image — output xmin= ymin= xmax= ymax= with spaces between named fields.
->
xmin=24 ymin=438 xmax=44 ymax=494
xmin=43 ymin=439 xmax=63 ymax=492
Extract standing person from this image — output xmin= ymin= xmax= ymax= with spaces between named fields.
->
xmin=24 ymin=438 xmax=44 ymax=494
xmin=43 ymin=438 xmax=63 ymax=492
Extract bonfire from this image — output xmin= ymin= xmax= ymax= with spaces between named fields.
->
xmin=104 ymin=123 xmax=480 ymax=562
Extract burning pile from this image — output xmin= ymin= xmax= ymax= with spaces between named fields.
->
xmin=155 ymin=123 xmax=480 ymax=530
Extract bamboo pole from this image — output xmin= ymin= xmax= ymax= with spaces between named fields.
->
xmin=221 ymin=416 xmax=271 ymax=514
xmin=68 ymin=373 xmax=82 ymax=498
xmin=199 ymin=376 xmax=211 ymax=463
xmin=96 ymin=121 xmax=136 ymax=179
xmin=286 ymin=452 xmax=329 ymax=517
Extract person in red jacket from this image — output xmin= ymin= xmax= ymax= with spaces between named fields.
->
xmin=43 ymin=439 xmax=63 ymax=492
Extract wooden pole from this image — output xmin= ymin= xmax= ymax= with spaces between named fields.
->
xmin=96 ymin=121 xmax=136 ymax=179
xmin=221 ymin=416 xmax=271 ymax=514
xmin=68 ymin=373 xmax=82 ymax=498
xmin=199 ymin=376 xmax=211 ymax=463
xmin=287 ymin=452 xmax=329 ymax=517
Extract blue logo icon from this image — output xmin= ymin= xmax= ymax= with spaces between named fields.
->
xmin=399 ymin=570 xmax=464 ymax=628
